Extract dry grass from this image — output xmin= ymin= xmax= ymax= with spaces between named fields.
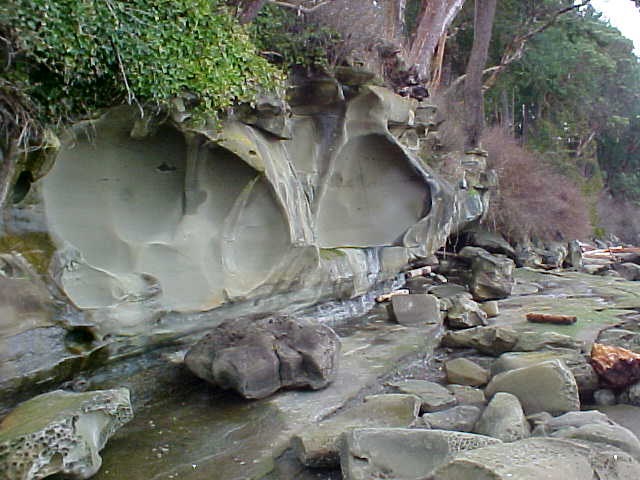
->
xmin=482 ymin=127 xmax=591 ymax=242
xmin=597 ymin=193 xmax=640 ymax=244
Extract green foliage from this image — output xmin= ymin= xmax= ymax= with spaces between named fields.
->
xmin=3 ymin=0 xmax=284 ymax=123
xmin=250 ymin=4 xmax=340 ymax=69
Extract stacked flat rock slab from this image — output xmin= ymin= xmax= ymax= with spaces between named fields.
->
xmin=185 ymin=316 xmax=340 ymax=399
xmin=291 ymin=394 xmax=420 ymax=468
xmin=430 ymin=437 xmax=640 ymax=479
xmin=390 ymin=380 xmax=456 ymax=412
xmin=444 ymin=294 xmax=488 ymax=329
xmin=474 ymin=392 xmax=529 ymax=442
xmin=0 ymin=389 xmax=133 ymax=480
xmin=485 ymin=359 xmax=580 ymax=415
xmin=340 ymin=428 xmax=501 ymax=480
xmin=444 ymin=358 xmax=489 ymax=387
xmin=389 ymin=294 xmax=441 ymax=326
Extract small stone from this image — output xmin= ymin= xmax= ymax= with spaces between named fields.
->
xmin=446 ymin=385 xmax=486 ymax=406
xmin=594 ymin=388 xmax=617 ymax=406
xmin=485 ymin=360 xmax=580 ymax=415
xmin=422 ymin=405 xmax=482 ymax=432
xmin=405 ymin=276 xmax=432 ymax=294
xmin=441 ymin=326 xmax=519 ymax=356
xmin=479 ymin=300 xmax=499 ymax=318
xmin=390 ymin=379 xmax=456 ymax=412
xmin=444 ymin=358 xmax=489 ymax=387
xmin=389 ymin=294 xmax=441 ymax=326
xmin=445 ymin=294 xmax=488 ymax=329
xmin=474 ymin=392 xmax=530 ymax=442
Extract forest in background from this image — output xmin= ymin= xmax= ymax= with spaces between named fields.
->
xmin=2 ymin=0 xmax=640 ymax=243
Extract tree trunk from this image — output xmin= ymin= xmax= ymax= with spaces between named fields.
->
xmin=407 ymin=0 xmax=465 ymax=80
xmin=383 ymin=0 xmax=407 ymax=47
xmin=238 ymin=0 xmax=268 ymax=24
xmin=463 ymin=0 xmax=497 ymax=151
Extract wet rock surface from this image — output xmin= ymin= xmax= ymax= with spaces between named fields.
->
xmin=291 ymin=394 xmax=420 ymax=468
xmin=185 ymin=316 xmax=340 ymax=399
xmin=389 ymin=380 xmax=456 ymax=412
xmin=0 ymin=389 xmax=132 ymax=480
xmin=340 ymin=428 xmax=501 ymax=480
xmin=474 ymin=392 xmax=529 ymax=442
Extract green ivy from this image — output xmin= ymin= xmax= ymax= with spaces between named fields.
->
xmin=3 ymin=0 xmax=284 ymax=123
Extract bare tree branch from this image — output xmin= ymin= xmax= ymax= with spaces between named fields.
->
xmin=267 ymin=0 xmax=330 ymax=14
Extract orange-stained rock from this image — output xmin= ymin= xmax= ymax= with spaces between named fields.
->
xmin=590 ymin=343 xmax=640 ymax=388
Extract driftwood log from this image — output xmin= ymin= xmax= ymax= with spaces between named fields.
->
xmin=526 ymin=313 xmax=577 ymax=325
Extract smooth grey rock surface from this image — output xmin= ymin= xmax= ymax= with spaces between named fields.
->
xmin=485 ymin=360 xmax=580 ymax=415
xmin=390 ymin=380 xmax=456 ymax=412
xmin=446 ymin=385 xmax=486 ymax=406
xmin=463 ymin=229 xmax=516 ymax=259
xmin=430 ymin=437 xmax=640 ymax=479
xmin=474 ymin=392 xmax=529 ymax=442
xmin=389 ymin=294 xmax=441 ymax=326
xmin=529 ymin=410 xmax=614 ymax=436
xmin=185 ymin=316 xmax=340 ymax=399
xmin=422 ymin=405 xmax=482 ymax=432
xmin=291 ymin=394 xmax=420 ymax=468
xmin=444 ymin=358 xmax=489 ymax=386
xmin=340 ymin=428 xmax=501 ymax=480
xmin=551 ymin=423 xmax=640 ymax=461
xmin=479 ymin=300 xmax=499 ymax=318
xmin=612 ymin=262 xmax=640 ymax=281
xmin=491 ymin=350 xmax=598 ymax=395
xmin=0 ymin=389 xmax=132 ymax=480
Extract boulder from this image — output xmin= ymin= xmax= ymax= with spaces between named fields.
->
xmin=492 ymin=350 xmax=598 ymax=395
xmin=430 ymin=437 xmax=640 ymax=479
xmin=422 ymin=405 xmax=483 ymax=432
xmin=538 ymin=242 xmax=568 ymax=268
xmin=445 ymin=294 xmax=488 ymax=329
xmin=185 ymin=316 xmax=340 ymax=399
xmin=390 ymin=380 xmax=456 ymax=412
xmin=340 ymin=428 xmax=501 ymax=480
xmin=291 ymin=394 xmax=420 ymax=468
xmin=612 ymin=262 xmax=640 ymax=281
xmin=627 ymin=381 xmax=640 ymax=406
xmin=590 ymin=342 xmax=640 ymax=389
xmin=389 ymin=294 xmax=441 ymax=326
xmin=0 ymin=389 xmax=133 ymax=480
xmin=444 ymin=358 xmax=489 ymax=387
xmin=446 ymin=385 xmax=486 ymax=406
xmin=474 ymin=392 xmax=530 ymax=442
xmin=485 ymin=360 xmax=580 ymax=415
xmin=459 ymin=247 xmax=515 ymax=301
xmin=441 ymin=326 xmax=519 ymax=356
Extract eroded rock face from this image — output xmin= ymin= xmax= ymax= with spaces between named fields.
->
xmin=184 ymin=316 xmax=340 ymax=399
xmin=0 ymin=389 xmax=132 ymax=480
xmin=1 ymin=78 xmax=491 ymax=408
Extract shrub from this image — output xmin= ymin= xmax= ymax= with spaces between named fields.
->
xmin=2 ymin=0 xmax=283 ymax=125
xmin=597 ymin=193 xmax=640 ymax=244
xmin=482 ymin=127 xmax=591 ymax=243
